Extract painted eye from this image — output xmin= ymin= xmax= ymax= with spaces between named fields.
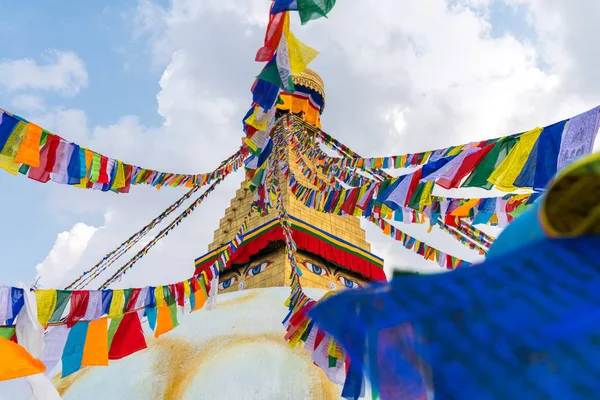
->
xmin=306 ymin=262 xmax=327 ymax=276
xmin=247 ymin=263 xmax=268 ymax=276
xmin=338 ymin=276 xmax=360 ymax=289
xmin=218 ymin=277 xmax=237 ymax=290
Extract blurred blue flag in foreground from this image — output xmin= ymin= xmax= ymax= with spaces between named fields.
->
xmin=310 ymin=234 xmax=600 ymax=399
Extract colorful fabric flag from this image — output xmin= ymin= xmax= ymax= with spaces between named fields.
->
xmin=0 ymin=337 xmax=46 ymax=381
xmin=61 ymin=322 xmax=89 ymax=377
xmin=488 ymin=127 xmax=543 ymax=191
xmin=41 ymin=325 xmax=69 ymax=377
xmin=35 ymin=290 xmax=57 ymax=329
xmin=67 ymin=290 xmax=90 ymax=327
xmin=82 ymin=318 xmax=109 ymax=366
xmin=108 ymin=312 xmax=147 ymax=360
xmin=154 ymin=305 xmax=175 ymax=338
xmin=108 ymin=289 xmax=125 ymax=319
xmin=13 ymin=122 xmax=43 ymax=168
xmin=557 ymin=106 xmax=600 ymax=171
xmin=0 ymin=121 xmax=27 ymax=175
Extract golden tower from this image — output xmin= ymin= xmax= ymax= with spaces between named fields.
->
xmin=194 ymin=70 xmax=385 ymax=293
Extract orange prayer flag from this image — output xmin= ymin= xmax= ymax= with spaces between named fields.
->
xmin=0 ymin=337 xmax=46 ymax=381
xmin=153 ymin=305 xmax=174 ymax=338
xmin=13 ymin=123 xmax=43 ymax=167
xmin=192 ymin=288 xmax=207 ymax=312
xmin=383 ymin=222 xmax=392 ymax=235
xmin=451 ymin=199 xmax=480 ymax=217
xmin=82 ymin=318 xmax=109 ymax=367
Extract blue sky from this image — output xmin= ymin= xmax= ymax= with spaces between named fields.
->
xmin=1 ymin=0 xmax=598 ymax=291
xmin=2 ymin=0 xmax=600 ymax=397
xmin=0 ymin=1 xmax=163 ymax=285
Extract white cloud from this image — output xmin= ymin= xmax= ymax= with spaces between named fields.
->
xmin=0 ymin=50 xmax=87 ymax=96
xmin=10 ymin=94 xmax=46 ymax=111
xmin=36 ymin=223 xmax=99 ymax=288
xmin=20 ymin=0 xmax=600 ymax=288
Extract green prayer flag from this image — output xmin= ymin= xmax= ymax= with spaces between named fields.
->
xmin=0 ymin=327 xmax=16 ymax=340
xmin=40 ymin=131 xmax=49 ymax=147
xmin=461 ymin=137 xmax=518 ymax=190
xmin=298 ymin=0 xmax=337 ymax=24
xmin=107 ymin=316 xmax=124 ymax=350
xmin=328 ymin=355 xmax=337 ymax=368
xmin=257 ymin=61 xmax=283 ymax=88
xmin=49 ymin=290 xmax=71 ymax=323
xmin=123 ymin=289 xmax=133 ymax=312
xmin=19 ymin=164 xmax=30 ymax=175
xmin=168 ymin=303 xmax=179 ymax=329
xmin=90 ymin=153 xmax=102 ymax=183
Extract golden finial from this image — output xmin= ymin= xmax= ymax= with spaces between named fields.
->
xmin=292 ymin=68 xmax=325 ymax=111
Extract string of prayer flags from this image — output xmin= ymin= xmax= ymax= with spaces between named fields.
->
xmin=0 ymin=269 xmax=214 ymax=382
xmin=0 ymin=108 xmax=245 ymax=193
xmin=371 ymin=215 xmax=472 ymax=269
xmin=98 ymin=176 xmax=227 ymax=289
xmin=269 ymin=126 xmax=361 ymax=396
xmin=317 ymin=106 xmax=600 ymax=194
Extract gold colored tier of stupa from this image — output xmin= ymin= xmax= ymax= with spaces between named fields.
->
xmin=201 ymin=69 xmax=382 ymax=294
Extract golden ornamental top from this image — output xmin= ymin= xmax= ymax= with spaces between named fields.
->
xmin=292 ymin=69 xmax=325 ymax=109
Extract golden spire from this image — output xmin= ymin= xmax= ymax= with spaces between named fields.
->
xmin=292 ymin=68 xmax=325 ymax=111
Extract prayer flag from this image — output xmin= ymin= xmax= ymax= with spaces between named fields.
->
xmin=81 ymin=318 xmax=109 ymax=366
xmin=62 ymin=322 xmax=89 ymax=377
xmin=108 ymin=312 xmax=147 ymax=360
xmin=0 ymin=337 xmax=46 ymax=381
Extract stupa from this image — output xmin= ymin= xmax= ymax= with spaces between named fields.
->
xmin=194 ymin=69 xmax=385 ymax=294
xmin=53 ymin=70 xmax=384 ymax=400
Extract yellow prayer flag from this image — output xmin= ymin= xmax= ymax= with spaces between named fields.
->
xmin=183 ymin=280 xmax=191 ymax=301
xmin=419 ymin=182 xmax=435 ymax=207
xmin=35 ymin=289 xmax=57 ymax=328
xmin=108 ymin=290 xmax=125 ymax=319
xmin=82 ymin=318 xmax=109 ymax=366
xmin=0 ymin=337 xmax=46 ymax=380
xmin=285 ymin=21 xmax=319 ymax=75
xmin=155 ymin=287 xmax=165 ymax=307
xmin=488 ymin=127 xmax=543 ymax=192
xmin=245 ymin=107 xmax=268 ymax=131
xmin=380 ymin=203 xmax=393 ymax=219
xmin=0 ymin=121 xmax=27 ymax=175
xmin=111 ymin=160 xmax=126 ymax=189
xmin=13 ymin=123 xmax=43 ymax=167
xmin=327 ymin=339 xmax=345 ymax=360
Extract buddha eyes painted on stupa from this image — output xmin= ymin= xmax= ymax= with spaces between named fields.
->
xmin=301 ymin=261 xmax=363 ymax=290
xmin=304 ymin=262 xmax=328 ymax=276
xmin=338 ymin=276 xmax=361 ymax=289
xmin=244 ymin=262 xmax=270 ymax=277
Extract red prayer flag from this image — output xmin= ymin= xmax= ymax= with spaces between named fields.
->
xmin=67 ymin=290 xmax=90 ymax=328
xmin=255 ymin=7 xmax=286 ymax=62
xmin=125 ymin=288 xmax=141 ymax=312
xmin=404 ymin=169 xmax=423 ymax=207
xmin=175 ymin=282 xmax=185 ymax=307
xmin=108 ymin=312 xmax=147 ymax=360
xmin=28 ymin=134 xmax=60 ymax=183
xmin=340 ymin=188 xmax=360 ymax=215
xmin=97 ymin=156 xmax=110 ymax=184
xmin=438 ymin=144 xmax=494 ymax=189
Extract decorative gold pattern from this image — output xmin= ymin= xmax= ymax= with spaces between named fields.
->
xmin=292 ymin=68 xmax=325 ymax=111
